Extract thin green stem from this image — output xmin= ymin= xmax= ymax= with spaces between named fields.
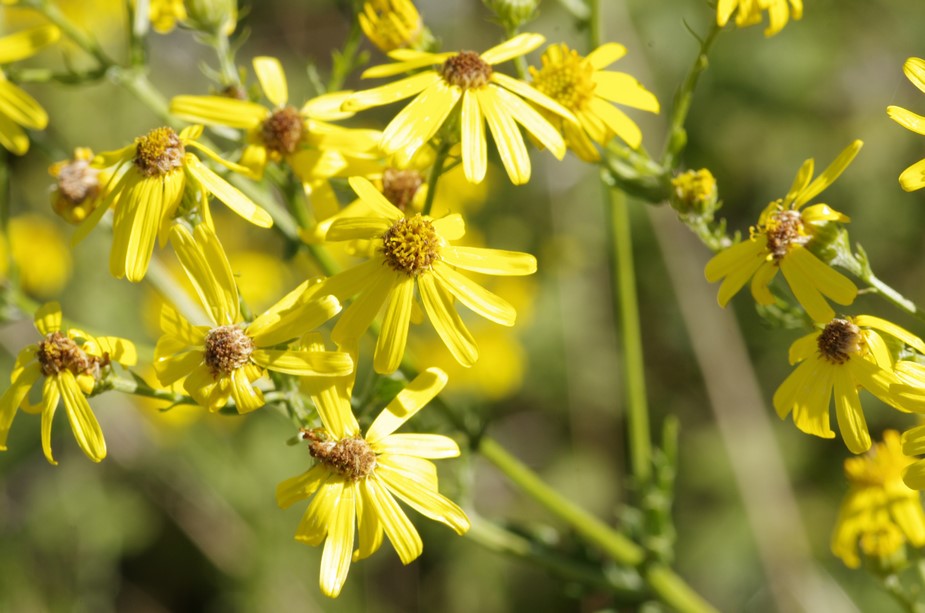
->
xmin=107 ymin=374 xmax=197 ymax=406
xmin=607 ymin=186 xmax=651 ymax=487
xmin=422 ymin=141 xmax=452 ymax=216
xmin=328 ymin=19 xmax=365 ymax=92
xmin=588 ymin=0 xmax=602 ymax=50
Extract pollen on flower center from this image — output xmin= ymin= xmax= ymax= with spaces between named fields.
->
xmin=56 ymin=159 xmax=100 ymax=204
xmin=203 ymin=325 xmax=254 ymax=376
xmin=380 ymin=214 xmax=440 ymax=275
xmin=37 ymin=331 xmax=101 ymax=378
xmin=818 ymin=319 xmax=862 ymax=364
xmin=381 ymin=168 xmax=424 ymax=211
xmin=529 ymin=46 xmax=596 ymax=110
xmin=303 ymin=429 xmax=377 ymax=480
xmin=440 ymin=51 xmax=493 ymax=90
xmin=260 ymin=106 xmax=305 ymax=155
xmin=764 ymin=209 xmax=807 ymax=261
xmin=134 ymin=127 xmax=185 ymax=177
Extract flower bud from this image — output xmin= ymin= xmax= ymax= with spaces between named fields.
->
xmin=483 ymin=0 xmax=540 ymax=28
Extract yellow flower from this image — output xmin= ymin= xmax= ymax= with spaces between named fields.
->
xmin=528 ymin=43 xmax=659 ymax=161
xmin=319 ymin=177 xmax=537 ymax=374
xmin=343 ymin=33 xmax=577 ymax=185
xmin=887 ymin=58 xmax=925 ymax=192
xmin=0 ymin=302 xmax=137 ymax=464
xmin=716 ymin=0 xmax=803 ymax=37
xmin=773 ymin=316 xmax=925 ymax=453
xmin=359 ymin=0 xmax=429 ymax=53
xmin=0 ymin=214 xmax=72 ymax=298
xmin=49 ymin=147 xmax=109 ymax=224
xmin=170 ymin=56 xmax=382 ymax=181
xmin=153 ymin=224 xmax=352 ymax=413
xmin=0 ymin=25 xmax=60 ymax=155
xmin=671 ymin=168 xmax=718 ymax=215
xmin=832 ymin=430 xmax=925 ymax=569
xmin=73 ymin=125 xmax=273 ymax=283
xmin=149 ymin=0 xmax=187 ymax=33
xmin=704 ymin=140 xmax=861 ymax=323
xmin=277 ymin=366 xmax=469 ymax=598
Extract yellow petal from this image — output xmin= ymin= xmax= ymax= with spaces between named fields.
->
xmin=493 ymin=85 xmax=566 ymax=159
xmin=326 ymin=217 xmax=392 ymax=242
xmin=373 ymin=276 xmax=415 ymax=374
xmin=432 ymin=262 xmax=517 ymax=326
xmin=355 ymin=481 xmax=384 ymax=561
xmin=855 ymin=315 xmax=925 ymax=354
xmin=788 ymin=331 xmax=819 ymax=365
xmin=93 ymin=336 xmax=138 ymax=366
xmin=380 ymin=81 xmax=460 ymax=159
xmin=793 ymin=140 xmax=863 ymax=208
xmin=0 ymin=362 xmax=41 ymax=450
xmin=319 ymin=481 xmax=356 ymax=598
xmin=591 ymin=72 xmax=659 ymax=113
xmin=480 ymin=33 xmax=544 ymax=66
xmin=169 ymin=95 xmax=266 ymax=128
xmin=109 ymin=175 xmax=167 ymax=282
xmin=441 ymin=245 xmax=537 ymax=276
xmin=0 ymin=80 xmax=47 ymax=129
xmin=783 ymin=158 xmax=814 ymax=206
xmin=295 ymin=477 xmax=340 ymax=546
xmin=904 ymin=57 xmax=925 ymax=95
xmin=169 ymin=224 xmax=239 ymax=325
xmin=366 ymin=367 xmax=448 ymax=444
xmin=331 ymin=268 xmax=397 ymax=346
xmin=476 ymin=86 xmax=531 ymax=185
xmin=40 ymin=376 xmax=60 ymax=465
xmin=344 ymin=71 xmax=441 ymax=112
xmin=491 ymin=72 xmax=578 ymax=124
xmin=898 ymin=158 xmax=925 ymax=192
xmin=35 ymin=301 xmax=62 ymax=334
xmin=376 ymin=465 xmax=470 ymax=534
xmin=588 ymin=97 xmax=642 ymax=149
xmin=0 ymin=25 xmax=60 ymax=65
xmin=460 ymin=90 xmax=487 ymax=184
xmin=432 ymin=214 xmax=465 ymax=241
xmin=361 ymin=55 xmax=450 ymax=79
xmin=832 ymin=367 xmax=870 ymax=454
xmin=250 ymin=349 xmax=353 ymax=377
xmin=748 ymin=260 xmax=778 ymax=305
xmin=229 ymin=367 xmax=265 ymax=413
xmin=586 ymin=43 xmax=627 ymax=69
xmin=253 ymin=56 xmax=289 ymax=107
xmin=58 ymin=370 xmax=106 ymax=462
xmin=154 ymin=346 xmax=205 ymax=386
xmin=378 ymin=433 xmax=461 ymax=459
xmin=418 ymin=273 xmax=477 ymax=367
xmin=348 ymin=176 xmax=405 ymax=221
xmin=185 ymin=156 xmax=273 ymax=228
xmin=276 ymin=464 xmax=328 ymax=508
xmin=0 ymin=110 xmax=28 ymax=154
xmin=362 ymin=476 xmax=422 ymax=565
xmin=301 ymin=90 xmax=356 ymax=121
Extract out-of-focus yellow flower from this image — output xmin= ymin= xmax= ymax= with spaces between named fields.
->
xmin=0 ymin=214 xmax=72 ymax=298
xmin=149 ymin=0 xmax=237 ymax=34
xmin=528 ymin=43 xmax=658 ymax=161
xmin=344 ymin=33 xmax=577 ymax=185
xmin=149 ymin=0 xmax=187 ymax=33
xmin=153 ymin=224 xmax=351 ymax=413
xmin=171 ymin=56 xmax=382 ymax=181
xmin=671 ymin=168 xmax=718 ymax=215
xmin=717 ymin=0 xmax=803 ymax=37
xmin=705 ymin=141 xmax=861 ymax=323
xmin=318 ymin=177 xmax=537 ymax=374
xmin=887 ymin=58 xmax=925 ymax=192
xmin=0 ymin=302 xmax=137 ymax=464
xmin=277 ymin=366 xmax=469 ymax=598
xmin=359 ymin=0 xmax=431 ymax=53
xmin=0 ymin=25 xmax=59 ymax=155
xmin=773 ymin=316 xmax=925 ymax=453
xmin=832 ymin=430 xmax=925 ymax=569
xmin=74 ymin=125 xmax=272 ymax=282
xmin=49 ymin=147 xmax=110 ymax=224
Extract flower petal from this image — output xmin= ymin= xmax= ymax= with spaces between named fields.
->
xmin=492 ymin=85 xmax=566 ymax=159
xmin=419 ymin=273 xmax=478 ymax=367
xmin=229 ymin=367 xmax=265 ymax=413
xmin=832 ymin=367 xmax=870 ymax=453
xmin=344 ymin=71 xmax=441 ymax=112
xmin=586 ymin=43 xmax=627 ymax=69
xmin=169 ymin=95 xmax=266 ymax=128
xmin=366 ymin=367 xmax=448 ymax=444
xmin=40 ymin=376 xmax=60 ymax=465
xmin=331 ymin=268 xmax=397 ymax=346
xmin=277 ymin=464 xmax=328 ymax=508
xmin=591 ymin=72 xmax=659 ymax=113
xmin=794 ymin=140 xmax=863 ymax=208
xmin=476 ymin=86 xmax=531 ymax=185
xmin=253 ymin=56 xmax=289 ymax=107
xmin=348 ymin=175 xmax=405 ymax=220
xmin=441 ymin=245 xmax=536 ymax=276
xmin=376 ymin=465 xmax=470 ymax=535
xmin=374 ymin=276 xmax=415 ymax=374
xmin=58 ymin=370 xmax=106 ymax=463
xmin=170 ymin=224 xmax=239 ymax=325
xmin=319 ymin=481 xmax=356 ymax=598
xmin=363 ymin=476 xmax=422 ymax=565
xmin=250 ymin=349 xmax=353 ymax=376
xmin=898 ymin=157 xmax=925 ymax=192
xmin=460 ymin=90 xmax=487 ymax=184
xmin=491 ymin=72 xmax=577 ymax=123
xmin=377 ymin=433 xmax=461 ymax=459
xmin=0 ymin=80 xmax=47 ymax=129
xmin=381 ymin=81 xmax=461 ymax=159
xmin=185 ymin=156 xmax=273 ymax=228
xmin=0 ymin=362 xmax=41 ymax=450
xmin=0 ymin=25 xmax=60 ymax=64
xmin=34 ymin=301 xmax=62 ymax=335
xmin=904 ymin=57 xmax=925 ymax=95
xmin=480 ymin=33 xmax=544 ymax=66
xmin=432 ymin=262 xmax=517 ymax=326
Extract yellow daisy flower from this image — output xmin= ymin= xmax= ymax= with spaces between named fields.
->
xmin=359 ymin=0 xmax=430 ymax=53
xmin=319 ymin=176 xmax=537 ymax=374
xmin=277 ymin=366 xmax=469 ymax=598
xmin=49 ymin=147 xmax=110 ymax=224
xmin=0 ymin=214 xmax=72 ymax=298
xmin=832 ymin=430 xmax=925 ymax=569
xmin=343 ymin=33 xmax=577 ymax=185
xmin=527 ymin=43 xmax=659 ymax=161
xmin=0 ymin=25 xmax=60 ymax=155
xmin=170 ymin=56 xmax=382 ymax=181
xmin=773 ymin=315 xmax=925 ymax=453
xmin=73 ymin=125 xmax=273 ymax=283
xmin=887 ymin=58 xmax=925 ymax=192
xmin=153 ymin=224 xmax=352 ymax=413
xmin=0 ymin=302 xmax=137 ymax=464
xmin=717 ymin=0 xmax=803 ymax=37
xmin=704 ymin=140 xmax=861 ymax=323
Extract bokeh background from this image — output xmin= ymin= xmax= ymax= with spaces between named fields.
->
xmin=2 ymin=0 xmax=925 ymax=611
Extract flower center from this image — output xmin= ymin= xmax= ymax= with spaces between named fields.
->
xmin=203 ymin=325 xmax=255 ymax=377
xmin=380 ymin=214 xmax=440 ymax=275
xmin=529 ymin=45 xmax=596 ymax=111
xmin=440 ymin=51 xmax=493 ymax=89
xmin=260 ymin=106 xmax=305 ymax=155
xmin=37 ymin=331 xmax=102 ymax=378
xmin=763 ymin=209 xmax=807 ymax=262
xmin=134 ymin=127 xmax=185 ymax=177
xmin=56 ymin=158 xmax=100 ymax=205
xmin=817 ymin=319 xmax=862 ymax=364
xmin=381 ymin=168 xmax=424 ymax=211
xmin=303 ymin=429 xmax=377 ymax=480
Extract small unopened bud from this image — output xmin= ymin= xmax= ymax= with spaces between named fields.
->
xmin=483 ymin=0 xmax=540 ymax=29
xmin=185 ymin=0 xmax=238 ymax=35
xmin=670 ymin=168 xmax=718 ymax=216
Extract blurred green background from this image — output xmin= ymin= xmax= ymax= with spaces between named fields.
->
xmin=2 ymin=0 xmax=925 ymax=611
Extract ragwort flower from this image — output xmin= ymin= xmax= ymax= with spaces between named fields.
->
xmin=887 ymin=58 xmax=925 ymax=192
xmin=154 ymin=224 xmax=352 ymax=413
xmin=773 ymin=315 xmax=925 ymax=453
xmin=0 ymin=25 xmax=60 ymax=155
xmin=343 ymin=33 xmax=577 ymax=185
xmin=0 ymin=302 xmax=137 ymax=464
xmin=49 ymin=147 xmax=109 ymax=224
xmin=717 ymin=0 xmax=803 ymax=37
xmin=170 ymin=56 xmax=382 ymax=181
xmin=74 ymin=125 xmax=273 ymax=282
xmin=832 ymin=430 xmax=925 ymax=569
xmin=320 ymin=177 xmax=537 ymax=374
xmin=277 ymin=366 xmax=469 ymax=598
xmin=528 ymin=43 xmax=659 ymax=161
xmin=705 ymin=140 xmax=861 ymax=323
xmin=359 ymin=0 xmax=431 ymax=53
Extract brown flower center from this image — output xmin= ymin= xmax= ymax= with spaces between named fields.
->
xmin=380 ymin=214 xmax=440 ymax=275
xmin=56 ymin=159 xmax=100 ymax=205
xmin=260 ymin=106 xmax=305 ymax=155
xmin=817 ymin=319 xmax=862 ymax=364
xmin=37 ymin=331 xmax=103 ymax=378
xmin=381 ymin=168 xmax=425 ymax=211
xmin=303 ymin=429 xmax=377 ymax=480
xmin=440 ymin=51 xmax=493 ymax=89
xmin=203 ymin=325 xmax=254 ymax=377
xmin=764 ymin=209 xmax=806 ymax=262
xmin=134 ymin=127 xmax=185 ymax=177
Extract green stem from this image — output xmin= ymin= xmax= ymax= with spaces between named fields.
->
xmin=107 ymin=374 xmax=197 ymax=406
xmin=32 ymin=0 xmax=117 ymax=67
xmin=588 ymin=0 xmax=602 ymax=49
xmin=607 ymin=186 xmax=652 ymax=487
xmin=422 ymin=141 xmax=452 ymax=216
xmin=113 ymin=69 xmax=176 ymax=126
xmin=328 ymin=18 xmax=364 ymax=92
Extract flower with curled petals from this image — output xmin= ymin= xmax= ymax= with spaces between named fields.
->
xmin=318 ymin=176 xmax=537 ymax=374
xmin=887 ymin=58 xmax=925 ymax=192
xmin=0 ymin=25 xmax=60 ymax=155
xmin=277 ymin=366 xmax=469 ymax=598
xmin=717 ymin=0 xmax=803 ymax=37
xmin=343 ymin=33 xmax=577 ymax=185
